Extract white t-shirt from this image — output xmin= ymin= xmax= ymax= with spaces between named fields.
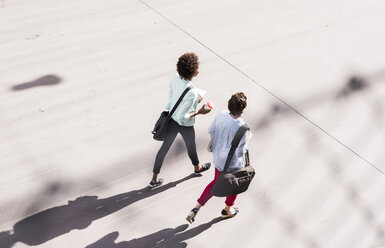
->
xmin=209 ymin=110 xmax=249 ymax=172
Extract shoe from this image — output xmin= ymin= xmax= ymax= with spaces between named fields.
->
xmin=194 ymin=162 xmax=211 ymax=174
xmin=148 ymin=178 xmax=164 ymax=188
xmin=221 ymin=206 xmax=239 ymax=219
xmin=186 ymin=208 xmax=199 ymax=224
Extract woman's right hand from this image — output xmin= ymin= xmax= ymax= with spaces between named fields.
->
xmin=196 ymin=104 xmax=211 ymax=115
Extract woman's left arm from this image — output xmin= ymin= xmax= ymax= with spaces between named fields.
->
xmin=165 ymin=83 xmax=173 ymax=111
xmin=207 ymin=135 xmax=215 ymax=152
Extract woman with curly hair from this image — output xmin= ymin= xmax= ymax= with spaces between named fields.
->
xmin=149 ymin=52 xmax=212 ymax=188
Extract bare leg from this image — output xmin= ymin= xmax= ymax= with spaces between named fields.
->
xmin=151 ymin=173 xmax=158 ymax=183
xmin=186 ymin=203 xmax=202 ymax=223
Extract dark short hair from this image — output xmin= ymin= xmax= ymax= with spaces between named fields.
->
xmin=176 ymin=53 xmax=199 ymax=81
xmin=228 ymin=92 xmax=247 ymax=116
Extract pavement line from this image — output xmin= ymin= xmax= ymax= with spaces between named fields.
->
xmin=138 ymin=0 xmax=385 ymax=176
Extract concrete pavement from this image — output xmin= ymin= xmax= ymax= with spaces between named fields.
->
xmin=1 ymin=0 xmax=385 ymax=247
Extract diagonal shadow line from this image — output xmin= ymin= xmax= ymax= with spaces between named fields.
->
xmin=138 ymin=0 xmax=385 ymax=176
xmin=0 ymin=173 xmax=201 ymax=248
xmin=85 ymin=217 xmax=225 ymax=248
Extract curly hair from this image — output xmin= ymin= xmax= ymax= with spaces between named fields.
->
xmin=228 ymin=92 xmax=247 ymax=116
xmin=176 ymin=52 xmax=199 ymax=81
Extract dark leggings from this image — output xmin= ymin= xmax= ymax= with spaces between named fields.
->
xmin=153 ymin=118 xmax=200 ymax=174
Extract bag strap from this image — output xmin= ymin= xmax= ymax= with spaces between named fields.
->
xmin=168 ymin=86 xmax=192 ymax=118
xmin=222 ymin=124 xmax=250 ymax=173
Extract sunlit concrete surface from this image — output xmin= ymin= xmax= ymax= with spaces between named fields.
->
xmin=1 ymin=0 xmax=385 ymax=247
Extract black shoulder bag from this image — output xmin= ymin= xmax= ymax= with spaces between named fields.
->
xmin=152 ymin=86 xmax=192 ymax=141
xmin=211 ymin=125 xmax=255 ymax=197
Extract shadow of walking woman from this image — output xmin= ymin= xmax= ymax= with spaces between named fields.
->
xmin=86 ymin=217 xmax=224 ymax=248
xmin=0 ymin=173 xmax=201 ymax=247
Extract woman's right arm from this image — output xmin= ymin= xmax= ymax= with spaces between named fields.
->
xmin=236 ymin=130 xmax=252 ymax=158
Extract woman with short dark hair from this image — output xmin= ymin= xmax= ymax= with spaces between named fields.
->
xmin=149 ymin=53 xmax=212 ymax=188
xmin=186 ymin=92 xmax=252 ymax=223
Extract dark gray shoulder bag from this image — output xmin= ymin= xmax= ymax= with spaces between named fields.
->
xmin=152 ymin=86 xmax=192 ymax=141
xmin=211 ymin=125 xmax=255 ymax=197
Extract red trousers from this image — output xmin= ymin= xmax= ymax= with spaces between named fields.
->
xmin=197 ymin=168 xmax=238 ymax=206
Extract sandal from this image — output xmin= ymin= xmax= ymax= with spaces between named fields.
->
xmin=194 ymin=162 xmax=211 ymax=174
xmin=221 ymin=206 xmax=239 ymax=219
xmin=148 ymin=178 xmax=164 ymax=188
xmin=186 ymin=208 xmax=199 ymax=224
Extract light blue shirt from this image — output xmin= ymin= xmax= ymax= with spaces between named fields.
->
xmin=165 ymin=74 xmax=200 ymax=126
xmin=209 ymin=110 xmax=249 ymax=172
